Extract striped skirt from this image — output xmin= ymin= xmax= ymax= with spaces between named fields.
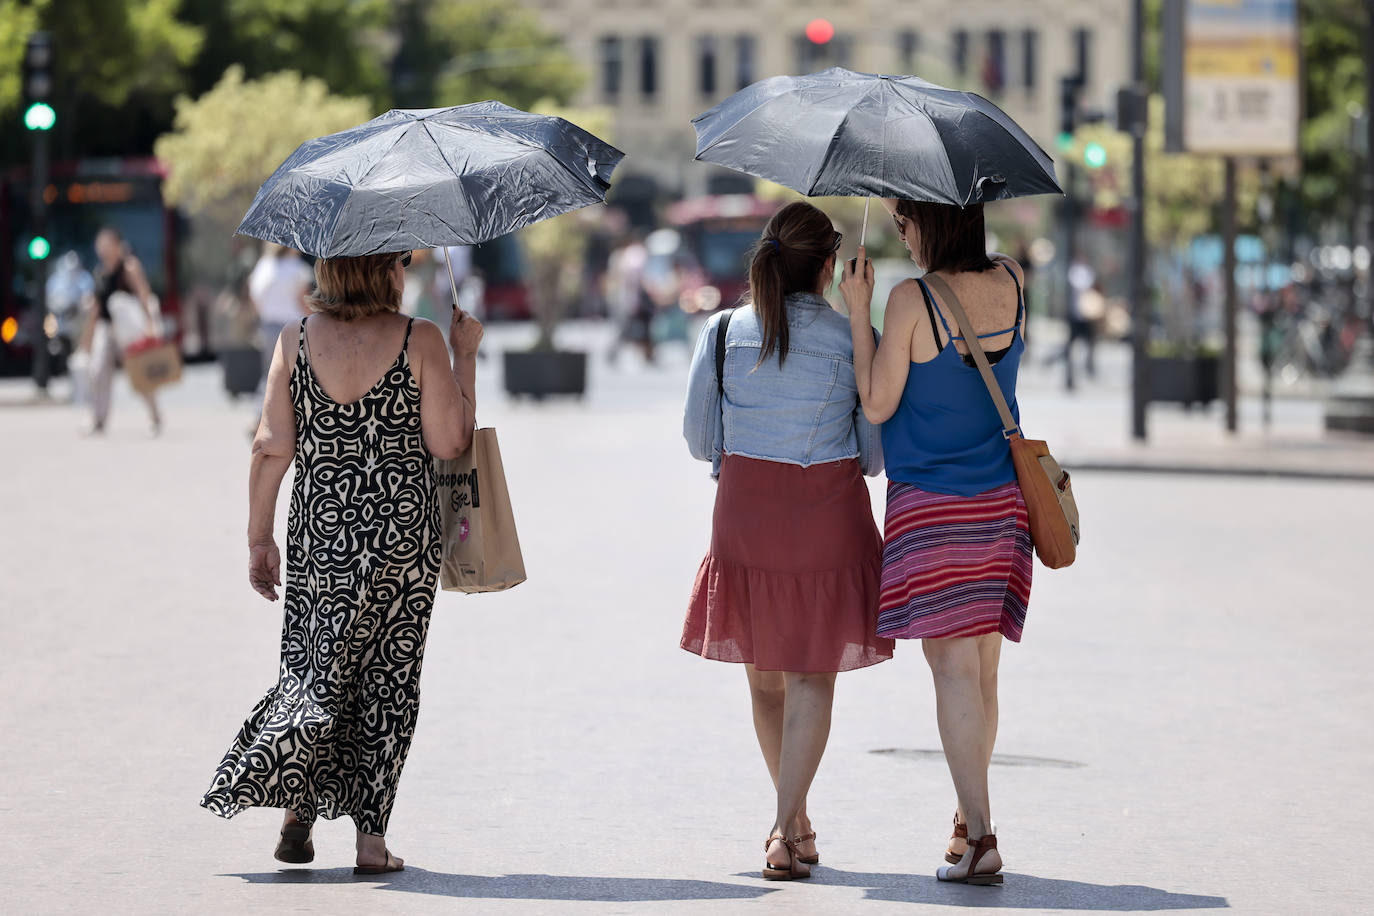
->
xmin=877 ymin=480 xmax=1033 ymax=642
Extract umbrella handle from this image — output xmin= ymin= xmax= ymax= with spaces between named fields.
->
xmin=442 ymin=246 xmax=462 ymax=313
xmin=859 ymin=197 xmax=871 ymax=249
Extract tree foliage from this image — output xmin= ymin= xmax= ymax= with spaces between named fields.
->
xmin=154 ymin=66 xmax=372 ymax=228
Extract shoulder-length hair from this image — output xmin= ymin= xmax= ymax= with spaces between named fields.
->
xmin=896 ymin=200 xmax=996 ymax=274
xmin=307 ymin=253 xmax=401 ymax=320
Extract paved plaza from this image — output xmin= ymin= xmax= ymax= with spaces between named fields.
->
xmin=1 ymin=324 xmax=1371 ymax=914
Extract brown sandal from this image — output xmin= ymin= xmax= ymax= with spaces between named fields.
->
xmin=793 ymin=831 xmax=819 ymax=866
xmin=945 ymin=812 xmax=968 ymax=865
xmin=274 ymin=823 xmax=314 ymax=865
xmin=937 ymin=833 xmax=1003 ymax=886
xmin=762 ymin=833 xmax=811 ymax=881
xmin=353 ymin=850 xmax=404 ymax=876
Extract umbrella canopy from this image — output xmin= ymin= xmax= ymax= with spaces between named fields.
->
xmin=693 ymin=67 xmax=1061 ymax=207
xmin=237 ymin=101 xmax=624 ymax=259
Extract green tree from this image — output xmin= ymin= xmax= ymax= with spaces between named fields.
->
xmin=154 ymin=65 xmax=373 ymax=229
xmin=0 ymin=0 xmax=49 ymax=115
xmin=392 ymin=0 xmax=585 ymax=111
xmin=179 ymin=0 xmax=393 ymax=109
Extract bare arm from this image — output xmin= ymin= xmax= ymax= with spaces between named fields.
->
xmin=122 ymin=257 xmax=160 ymax=335
xmin=247 ymin=325 xmax=298 ymax=600
xmin=416 ymin=311 xmax=482 ymax=460
xmin=840 ymin=248 xmax=919 ymax=424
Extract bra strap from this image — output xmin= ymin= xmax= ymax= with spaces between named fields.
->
xmin=917 ymin=277 xmax=957 ymax=342
xmin=915 ymin=278 xmax=945 ymax=350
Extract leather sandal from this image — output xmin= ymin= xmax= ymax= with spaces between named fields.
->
xmin=274 ymin=823 xmax=314 ymax=865
xmin=762 ymin=833 xmax=811 ymax=881
xmin=945 ymin=812 xmax=968 ymax=865
xmin=353 ymin=850 xmax=404 ymax=876
xmin=937 ymin=833 xmax=1003 ymax=886
xmin=793 ymin=831 xmax=819 ymax=866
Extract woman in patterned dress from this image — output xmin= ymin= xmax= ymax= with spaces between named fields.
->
xmin=201 ymin=251 xmax=483 ymax=874
xmin=840 ymin=200 xmax=1032 ymax=886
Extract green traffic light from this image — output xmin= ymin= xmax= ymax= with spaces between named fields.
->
xmin=1084 ymin=142 xmax=1108 ymax=169
xmin=1057 ymin=132 xmax=1074 ymax=153
xmin=23 ymin=102 xmax=56 ymax=131
xmin=28 ymin=236 xmax=51 ymax=260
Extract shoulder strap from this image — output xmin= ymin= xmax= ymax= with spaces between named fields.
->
xmin=298 ymin=317 xmax=310 ymax=364
xmin=403 ymin=317 xmax=415 ymax=351
xmin=1001 ymin=261 xmax=1025 ymax=327
xmin=921 ymin=273 xmax=1020 ymax=440
xmin=914 ymin=278 xmax=945 ymax=349
xmin=715 ymin=308 xmax=734 ymax=398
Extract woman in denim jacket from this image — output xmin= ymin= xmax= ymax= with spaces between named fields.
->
xmin=681 ymin=201 xmax=893 ymax=881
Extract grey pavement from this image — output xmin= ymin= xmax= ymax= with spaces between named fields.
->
xmin=1 ymin=318 xmax=1371 ymax=915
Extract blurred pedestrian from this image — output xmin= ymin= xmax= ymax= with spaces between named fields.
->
xmin=77 ymin=226 xmax=162 ymax=435
xmin=842 ymin=198 xmax=1033 ymax=886
xmin=247 ymin=244 xmax=313 ymax=391
xmin=1048 ymin=255 xmax=1098 ymax=389
xmin=201 ymin=250 xmax=483 ymax=874
xmin=682 ymin=201 xmax=891 ymax=881
xmin=605 ymin=232 xmax=653 ymax=365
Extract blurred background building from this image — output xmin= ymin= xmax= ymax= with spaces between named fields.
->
xmin=520 ymin=0 xmax=1130 ymax=198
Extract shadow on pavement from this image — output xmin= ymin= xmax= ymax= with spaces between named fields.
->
xmin=223 ymin=868 xmax=779 ymax=902
xmin=813 ymin=868 xmax=1229 ymax=910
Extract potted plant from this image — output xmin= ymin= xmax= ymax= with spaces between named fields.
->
xmin=501 ymin=104 xmax=613 ymax=400
xmin=1147 ymin=340 xmax=1221 ymax=407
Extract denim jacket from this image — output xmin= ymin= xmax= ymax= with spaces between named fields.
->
xmin=683 ymin=292 xmax=883 ymax=477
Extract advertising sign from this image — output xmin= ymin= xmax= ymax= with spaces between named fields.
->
xmin=1183 ymin=0 xmax=1299 ymax=157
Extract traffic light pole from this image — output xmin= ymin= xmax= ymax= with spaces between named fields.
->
xmin=29 ymin=121 xmax=50 ymax=391
xmin=1128 ymin=0 xmax=1149 ymax=440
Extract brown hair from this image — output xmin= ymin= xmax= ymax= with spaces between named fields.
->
xmin=748 ymin=201 xmax=838 ymax=366
xmin=307 ymin=252 xmax=402 ymax=320
xmin=895 ymin=200 xmax=995 ymax=274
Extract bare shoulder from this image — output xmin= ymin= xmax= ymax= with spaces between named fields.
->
xmin=988 ymin=252 xmax=1026 ymax=285
xmin=886 ymin=277 xmax=924 ymax=316
xmin=410 ymin=316 xmax=446 ymax=350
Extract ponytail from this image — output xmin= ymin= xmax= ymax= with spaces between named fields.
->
xmin=746 ymin=201 xmax=838 ymax=368
xmin=750 ymin=241 xmax=790 ymax=367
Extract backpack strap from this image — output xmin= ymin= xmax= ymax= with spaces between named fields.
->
xmin=921 ymin=273 xmax=1021 ymax=440
xmin=715 ymin=308 xmax=734 ymax=399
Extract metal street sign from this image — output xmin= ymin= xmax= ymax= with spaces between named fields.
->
xmin=1182 ymin=0 xmax=1299 ymax=157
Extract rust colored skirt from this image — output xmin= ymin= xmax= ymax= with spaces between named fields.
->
xmin=681 ymin=454 xmax=895 ymax=673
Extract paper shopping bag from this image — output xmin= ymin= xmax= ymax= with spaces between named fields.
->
xmin=123 ymin=337 xmax=182 ymax=395
xmin=437 ymin=427 xmax=526 ymax=593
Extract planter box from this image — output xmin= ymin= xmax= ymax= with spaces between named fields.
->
xmin=1147 ymin=355 xmax=1220 ymax=406
xmin=502 ymin=349 xmax=587 ymax=399
xmin=220 ymin=346 xmax=262 ymax=399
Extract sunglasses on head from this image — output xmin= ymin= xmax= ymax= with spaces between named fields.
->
xmin=397 ymin=251 xmax=412 ymax=268
xmin=892 ymin=214 xmax=908 ymax=235
xmin=831 ymin=231 xmax=844 ymax=252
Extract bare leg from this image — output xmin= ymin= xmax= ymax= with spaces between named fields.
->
xmin=142 ymin=391 xmax=162 ymax=435
xmin=952 ymin=633 xmax=1003 ymax=857
xmin=746 ymin=665 xmax=815 ymax=857
xmin=356 ymin=830 xmax=401 ymax=870
xmin=925 ymin=637 xmax=1003 ymax=877
xmin=90 ymin=324 xmax=115 ymax=431
xmin=765 ymin=671 xmax=835 ymax=871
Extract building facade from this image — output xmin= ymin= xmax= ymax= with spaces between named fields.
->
xmin=519 ymin=0 xmax=1131 ymax=198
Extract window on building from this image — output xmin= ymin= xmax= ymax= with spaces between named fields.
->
xmin=796 ymin=32 xmax=850 ymax=73
xmin=983 ymin=30 xmax=1005 ymax=94
xmin=1021 ymin=29 xmax=1037 ymax=90
xmin=639 ymin=35 xmax=659 ymax=100
xmin=899 ymin=30 xmax=919 ymax=73
xmin=698 ymin=36 xmax=718 ymax=96
xmin=952 ymin=30 xmax=969 ymax=78
xmin=599 ymin=36 xmax=623 ymax=100
xmin=1074 ymin=27 xmax=1092 ymax=84
xmin=736 ymin=34 xmax=757 ymax=89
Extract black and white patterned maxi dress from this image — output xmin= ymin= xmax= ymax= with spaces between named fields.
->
xmin=201 ymin=317 xmax=441 ymax=836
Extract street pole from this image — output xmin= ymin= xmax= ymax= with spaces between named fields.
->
xmin=1129 ymin=0 xmax=1149 ymax=440
xmin=29 ymin=116 xmax=50 ymax=392
xmin=1222 ymin=157 xmax=1239 ymax=433
xmin=1060 ymin=162 xmax=1078 ymax=392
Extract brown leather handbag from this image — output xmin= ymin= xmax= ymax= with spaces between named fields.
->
xmin=923 ymin=274 xmax=1080 ymax=569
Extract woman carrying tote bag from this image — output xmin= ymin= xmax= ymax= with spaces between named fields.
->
xmin=682 ymin=201 xmax=892 ymax=881
xmin=840 ymin=199 xmax=1033 ymax=887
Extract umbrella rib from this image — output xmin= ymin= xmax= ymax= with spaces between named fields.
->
xmin=421 ymin=120 xmax=611 ymax=202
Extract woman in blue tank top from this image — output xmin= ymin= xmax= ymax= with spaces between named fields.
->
xmin=839 ymin=198 xmax=1033 ymax=887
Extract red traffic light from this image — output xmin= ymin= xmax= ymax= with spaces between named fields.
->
xmin=806 ymin=19 xmax=835 ymax=45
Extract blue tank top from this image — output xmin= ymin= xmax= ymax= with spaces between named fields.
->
xmin=881 ymin=264 xmax=1024 ymax=497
